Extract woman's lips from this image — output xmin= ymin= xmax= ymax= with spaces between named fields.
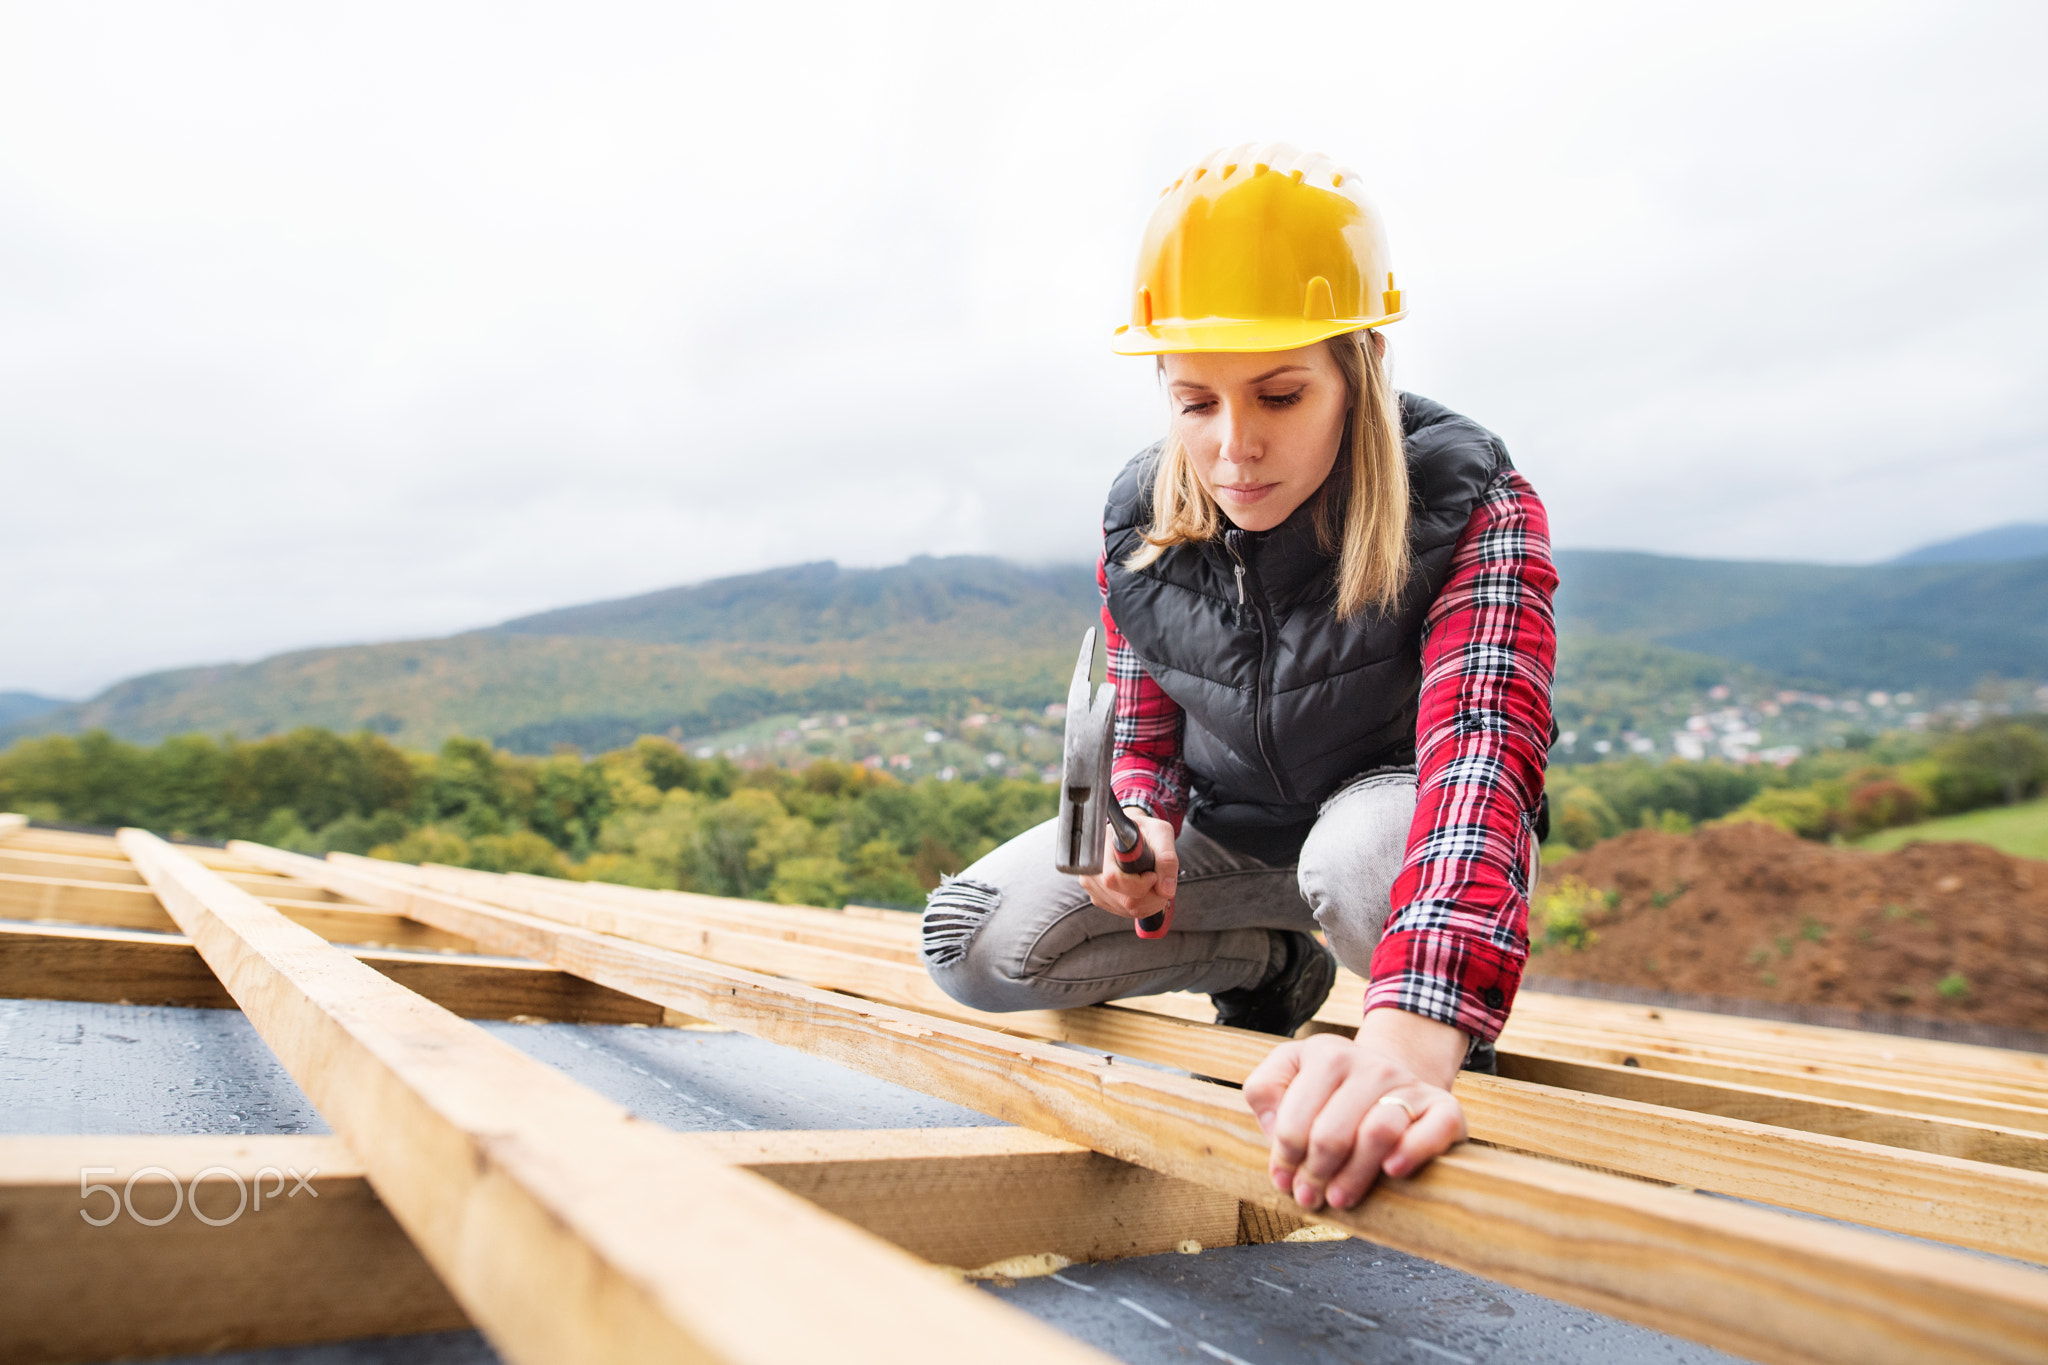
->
xmin=1216 ymin=482 xmax=1278 ymax=505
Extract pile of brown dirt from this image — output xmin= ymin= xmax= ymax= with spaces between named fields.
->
xmin=1531 ymin=822 xmax=2048 ymax=1033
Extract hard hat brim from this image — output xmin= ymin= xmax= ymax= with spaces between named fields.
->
xmin=1109 ymin=313 xmax=1404 ymax=356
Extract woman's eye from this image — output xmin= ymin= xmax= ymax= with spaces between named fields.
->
xmin=1261 ymin=390 xmax=1305 ymax=407
xmin=1178 ymin=400 xmax=1214 ymax=415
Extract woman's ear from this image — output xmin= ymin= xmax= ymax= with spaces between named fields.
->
xmin=1369 ymin=329 xmax=1387 ymax=360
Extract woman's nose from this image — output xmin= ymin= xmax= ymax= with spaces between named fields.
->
xmin=1218 ymin=402 xmax=1260 ymax=464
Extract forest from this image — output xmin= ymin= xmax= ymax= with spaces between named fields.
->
xmin=2 ymin=715 xmax=2043 ymax=909
xmin=0 ymin=728 xmax=1056 ymax=908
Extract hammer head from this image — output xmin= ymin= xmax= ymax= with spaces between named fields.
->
xmin=1054 ymin=627 xmax=1117 ymax=875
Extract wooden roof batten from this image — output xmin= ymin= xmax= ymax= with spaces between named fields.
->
xmin=1 ymin=814 xmax=2046 ymax=1364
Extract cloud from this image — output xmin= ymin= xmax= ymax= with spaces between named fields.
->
xmin=2 ymin=0 xmax=2043 ymax=695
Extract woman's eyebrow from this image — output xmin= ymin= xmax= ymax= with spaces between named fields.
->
xmin=1246 ymin=364 xmax=1314 ymax=383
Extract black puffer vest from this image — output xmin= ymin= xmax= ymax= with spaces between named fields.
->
xmin=1102 ymin=393 xmax=1510 ymax=863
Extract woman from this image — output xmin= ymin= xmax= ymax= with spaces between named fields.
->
xmin=922 ymin=144 xmax=1557 ymax=1214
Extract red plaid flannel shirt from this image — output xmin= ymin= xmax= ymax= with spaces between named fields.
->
xmin=1098 ymin=470 xmax=1557 ymax=1042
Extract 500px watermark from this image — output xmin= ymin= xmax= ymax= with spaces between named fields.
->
xmin=79 ymin=1165 xmax=320 ymax=1227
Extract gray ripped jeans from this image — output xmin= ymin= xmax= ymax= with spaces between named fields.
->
xmin=921 ymin=769 xmax=1416 ymax=1013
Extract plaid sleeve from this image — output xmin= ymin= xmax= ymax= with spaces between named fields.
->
xmin=1365 ymin=470 xmax=1557 ymax=1043
xmin=1098 ymin=552 xmax=1189 ymax=831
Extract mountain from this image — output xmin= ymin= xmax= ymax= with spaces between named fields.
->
xmin=7 ymin=547 xmax=2042 ymax=754
xmin=0 ymin=692 xmax=69 ymax=727
xmin=5 ymin=558 xmax=1100 ymax=752
xmin=1888 ymin=522 xmax=2048 ymax=566
xmin=497 ymin=556 xmax=1096 ymax=647
xmin=1551 ymin=551 xmax=2048 ymax=694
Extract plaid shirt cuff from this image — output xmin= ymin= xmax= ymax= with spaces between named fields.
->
xmin=1365 ymin=927 xmax=1526 ymax=1042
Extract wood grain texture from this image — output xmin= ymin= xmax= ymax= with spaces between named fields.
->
xmin=1459 ymin=1074 xmax=2048 ymax=1265
xmin=0 ymin=871 xmax=475 ymax=951
xmin=235 ymin=842 xmax=2048 ymax=1365
xmin=0 ymin=918 xmax=665 ymax=1022
xmin=687 ymin=1127 xmax=1240 ymax=1267
xmin=1502 ymin=1021 xmax=2048 ymax=1125
xmin=1513 ymin=990 xmax=2048 ymax=1081
xmin=1508 ymin=1002 xmax=2048 ymax=1100
xmin=1497 ymin=1052 xmax=2048 ymax=1171
xmin=0 ymin=813 xmax=26 ymax=843
xmin=306 ymin=851 xmax=2048 ymax=1261
xmin=125 ymin=830 xmax=1107 ymax=1365
xmin=0 ymin=1135 xmax=468 ymax=1364
xmin=0 ymin=848 xmax=145 ymax=885
xmin=0 ymin=1127 xmax=1239 ymax=1364
xmin=367 ymin=855 xmax=1272 ymax=1079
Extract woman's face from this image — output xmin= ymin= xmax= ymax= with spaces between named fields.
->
xmin=1163 ymin=340 xmax=1351 ymax=533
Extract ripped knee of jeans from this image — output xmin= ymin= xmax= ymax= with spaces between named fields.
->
xmin=921 ymin=875 xmax=1001 ymax=969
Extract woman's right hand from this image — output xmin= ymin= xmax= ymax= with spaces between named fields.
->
xmin=1078 ymin=808 xmax=1178 ymax=919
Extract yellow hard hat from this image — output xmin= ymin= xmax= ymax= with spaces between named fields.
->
xmin=1111 ymin=142 xmax=1404 ymax=355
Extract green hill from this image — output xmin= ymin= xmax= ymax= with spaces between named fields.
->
xmin=496 ymin=556 xmax=1097 ymax=646
xmin=1551 ymin=551 xmax=2048 ymax=694
xmin=8 ymin=544 xmax=2042 ymax=755
xmin=9 ymin=558 xmax=1099 ymax=752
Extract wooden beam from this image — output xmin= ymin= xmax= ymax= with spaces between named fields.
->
xmin=0 ymin=825 xmax=272 ymax=876
xmin=0 ymin=813 xmax=25 ymax=843
xmin=0 ymin=1127 xmax=1238 ymax=1365
xmin=1509 ymin=998 xmax=2048 ymax=1098
xmin=0 ymin=872 xmax=475 ymax=952
xmin=233 ymin=842 xmax=2048 ymax=1365
xmin=0 ymin=1135 xmax=468 ymax=1364
xmin=119 ymin=829 xmax=1107 ymax=1365
xmin=1459 ymin=1075 xmax=2048 ymax=1266
xmin=1512 ymin=990 xmax=2048 ymax=1083
xmin=357 ymin=853 xmax=2048 ymax=1173
xmin=351 ymin=856 xmax=1278 ymax=1084
xmin=317 ymin=851 xmax=2048 ymax=1257
xmin=0 ymin=848 xmax=144 ymax=885
xmin=686 ymin=1126 xmax=1240 ymax=1267
xmin=1503 ymin=1021 xmax=2048 ymax=1122
xmin=0 ymin=918 xmax=666 ymax=1023
xmin=498 ymin=868 xmax=924 ymax=963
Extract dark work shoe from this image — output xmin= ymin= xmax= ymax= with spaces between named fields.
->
xmin=1210 ymin=930 xmax=1337 ymax=1038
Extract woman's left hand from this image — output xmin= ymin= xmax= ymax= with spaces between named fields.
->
xmin=1241 ymin=1008 xmax=1470 ymax=1211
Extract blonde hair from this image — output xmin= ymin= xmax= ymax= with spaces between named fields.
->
xmin=1124 ymin=331 xmax=1410 ymax=619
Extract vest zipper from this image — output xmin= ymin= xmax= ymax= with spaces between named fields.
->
xmin=1224 ymin=529 xmax=1292 ymax=803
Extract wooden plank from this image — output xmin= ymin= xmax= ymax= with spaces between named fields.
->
xmin=233 ymin=842 xmax=2048 ymax=1365
xmin=1459 ymin=1075 xmax=2048 ymax=1266
xmin=0 ymin=871 xmax=475 ymax=951
xmin=0 ymin=813 xmax=26 ymax=843
xmin=351 ymin=855 xmax=1273 ymax=1082
xmin=316 ymin=851 xmax=2048 ymax=1257
xmin=1503 ymin=1020 xmax=2048 ymax=1116
xmin=0 ymin=824 xmax=273 ymax=875
xmin=1508 ymin=1003 xmax=2048 ymax=1101
xmin=218 ymin=869 xmax=345 ymax=901
xmin=1514 ymin=990 xmax=2048 ymax=1081
xmin=0 ymin=919 xmax=667 ymax=1023
xmin=1496 ymin=1053 xmax=2048 ymax=1171
xmin=120 ymin=829 xmax=1106 ymax=1365
xmin=686 ymin=1126 xmax=1241 ymax=1267
xmin=0 ymin=1135 xmax=468 ymax=1364
xmin=0 ymin=848 xmax=144 ymax=885
xmin=0 ymin=1127 xmax=1236 ymax=1365
xmin=362 ymin=854 xmax=2048 ymax=1173
xmin=498 ymin=868 xmax=924 ymax=963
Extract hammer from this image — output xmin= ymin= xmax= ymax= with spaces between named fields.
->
xmin=1054 ymin=627 xmax=1171 ymax=937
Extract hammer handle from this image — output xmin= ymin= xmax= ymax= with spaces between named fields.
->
xmin=1107 ymin=805 xmax=1171 ymax=938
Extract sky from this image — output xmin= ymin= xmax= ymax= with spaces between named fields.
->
xmin=2 ymin=1 xmax=2044 ymax=699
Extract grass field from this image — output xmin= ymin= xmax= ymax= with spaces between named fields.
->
xmin=1855 ymin=797 xmax=2048 ymax=860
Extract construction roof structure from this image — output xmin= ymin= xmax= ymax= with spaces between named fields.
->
xmin=3 ymin=808 xmax=2047 ymax=1364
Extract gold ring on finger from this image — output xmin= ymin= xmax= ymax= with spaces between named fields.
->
xmin=1374 ymin=1094 xmax=1419 ymax=1123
